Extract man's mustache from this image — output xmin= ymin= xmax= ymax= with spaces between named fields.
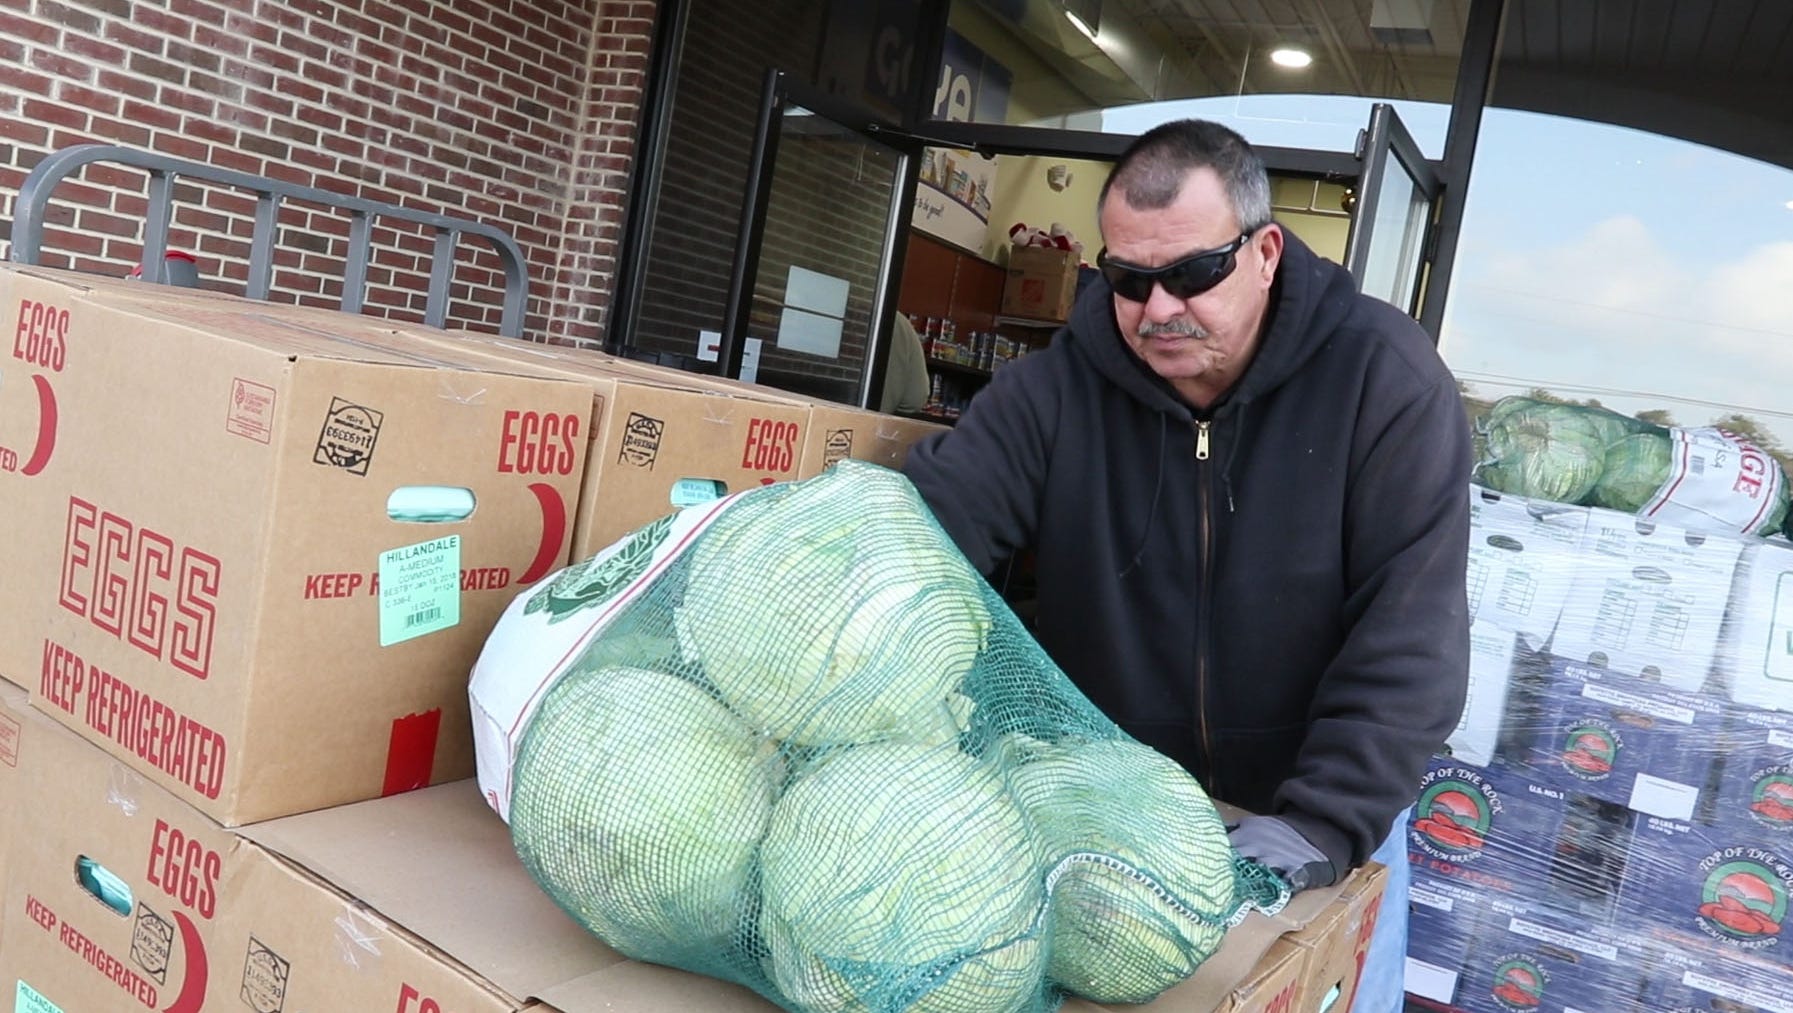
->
xmin=1137 ymin=319 xmax=1208 ymax=339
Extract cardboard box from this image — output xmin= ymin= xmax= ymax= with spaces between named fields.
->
xmin=377 ymin=324 xmax=946 ymax=485
xmin=1415 ymin=756 xmax=1639 ymax=927
xmin=1406 ymin=870 xmax=1493 ymax=1009
xmin=1521 ymin=659 xmax=1725 ymax=818
xmin=239 ymin=780 xmax=791 ymax=1013
xmin=1550 ymin=508 xmax=1744 ymax=691
xmin=0 ymin=263 xmax=593 ymax=825
xmin=387 ymin=329 xmax=816 ymax=559
xmin=1639 ymin=934 xmax=1793 ymax=1011
xmin=0 ymin=677 xmax=25 ymax=955
xmin=1274 ymin=860 xmax=1387 ymax=1013
xmin=5 ymin=714 xmax=1402 ymax=1013
xmin=1001 ymin=246 xmax=1079 ymax=322
xmin=0 ymin=699 xmax=525 ymax=1013
xmin=1620 ymin=812 xmax=1793 ymax=970
xmin=1466 ymin=487 xmax=1589 ymax=650
xmin=1718 ymin=539 xmax=1793 ymax=712
xmin=1408 ymin=757 xmax=1559 ymax=904
xmin=0 ymin=713 xmax=771 ymax=1013
xmin=1061 ymin=941 xmax=1303 ymax=1013
xmin=485 ymin=339 xmax=949 ymax=478
xmin=565 ymin=351 xmax=947 ymax=478
xmin=1716 ymin=703 xmax=1793 ymax=839
xmin=1455 ymin=905 xmax=1650 ymax=1013
xmin=793 ymin=401 xmax=945 ymax=476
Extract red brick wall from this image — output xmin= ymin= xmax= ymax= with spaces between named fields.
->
xmin=0 ymin=0 xmax=652 ymax=345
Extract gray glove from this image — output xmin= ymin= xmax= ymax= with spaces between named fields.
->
xmin=1227 ymin=815 xmax=1336 ymax=893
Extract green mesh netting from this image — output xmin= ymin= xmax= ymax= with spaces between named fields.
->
xmin=501 ymin=461 xmax=1288 ymax=1012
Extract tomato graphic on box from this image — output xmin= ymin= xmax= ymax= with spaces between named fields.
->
xmin=1560 ymin=726 xmax=1617 ymax=776
xmin=1416 ymin=785 xmax=1491 ymax=855
xmin=1490 ymin=959 xmax=1545 ymax=1009
xmin=1750 ymin=776 xmax=1793 ymax=828
xmin=1698 ymin=863 xmax=1787 ymax=940
xmin=1410 ymin=757 xmax=1567 ymax=907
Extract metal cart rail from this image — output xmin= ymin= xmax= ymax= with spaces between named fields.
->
xmin=10 ymin=143 xmax=530 ymax=337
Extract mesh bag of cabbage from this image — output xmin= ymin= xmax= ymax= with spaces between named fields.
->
xmin=1472 ymin=395 xmax=1791 ymax=537
xmin=469 ymin=460 xmax=1289 ymax=1013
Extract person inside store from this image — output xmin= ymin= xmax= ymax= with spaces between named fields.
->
xmin=901 ymin=118 xmax=1471 ymax=1005
xmin=879 ymin=311 xmax=932 ymax=416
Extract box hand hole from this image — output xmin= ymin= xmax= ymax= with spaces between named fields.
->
xmin=387 ymin=486 xmax=476 ymax=523
xmin=75 ymin=855 xmax=134 ymax=916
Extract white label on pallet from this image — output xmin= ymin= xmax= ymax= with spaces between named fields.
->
xmin=1403 ymin=959 xmax=1458 ymax=1004
xmin=1629 ymin=772 xmax=1699 ymax=821
xmin=1684 ymin=971 xmax=1793 ymax=1013
xmin=1508 ymin=917 xmax=1618 ymax=961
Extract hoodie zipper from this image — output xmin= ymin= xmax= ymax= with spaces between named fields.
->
xmin=1193 ymin=419 xmax=1217 ymax=793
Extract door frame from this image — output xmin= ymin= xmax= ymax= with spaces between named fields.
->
xmin=719 ymin=68 xmax=924 ymax=409
xmin=1343 ymin=102 xmax=1444 ymax=315
xmin=722 ymin=85 xmax=1452 ymax=396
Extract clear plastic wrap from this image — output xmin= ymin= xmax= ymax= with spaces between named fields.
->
xmin=1407 ymin=484 xmax=1793 ymax=1012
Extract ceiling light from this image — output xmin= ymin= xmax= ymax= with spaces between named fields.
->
xmin=1066 ymin=10 xmax=1098 ymax=40
xmin=1785 ymin=200 xmax=1793 ymax=211
xmin=1269 ymin=47 xmax=1313 ymax=69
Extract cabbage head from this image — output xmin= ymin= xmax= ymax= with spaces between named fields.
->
xmin=508 ymin=666 xmax=775 ymax=963
xmin=1766 ymin=477 xmax=1791 ymax=540
xmin=1590 ymin=432 xmax=1673 ymax=513
xmin=761 ymin=742 xmax=1045 ymax=1013
xmin=1009 ymin=739 xmax=1237 ymax=1004
xmin=1581 ymin=405 xmax=1657 ymax=447
xmin=677 ymin=468 xmax=991 ymax=746
xmin=1476 ymin=400 xmax=1608 ymax=504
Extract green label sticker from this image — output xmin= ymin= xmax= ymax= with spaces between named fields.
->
xmin=669 ymin=478 xmax=727 ymax=508
xmin=378 ymin=535 xmax=461 ymax=646
xmin=17 ymin=981 xmax=65 ymax=1013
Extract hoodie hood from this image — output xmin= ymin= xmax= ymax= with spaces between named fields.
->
xmin=1065 ymin=229 xmax=1359 ymax=417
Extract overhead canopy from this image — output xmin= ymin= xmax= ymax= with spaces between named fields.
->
xmin=960 ymin=0 xmax=1793 ymax=169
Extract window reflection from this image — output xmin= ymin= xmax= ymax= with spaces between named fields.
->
xmin=1441 ymin=110 xmax=1793 ymax=474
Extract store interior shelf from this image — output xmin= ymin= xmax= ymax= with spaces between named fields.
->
xmin=898 ymin=408 xmax=958 ymax=426
xmin=995 ymin=314 xmax=1065 ymax=329
xmin=926 ymin=356 xmax=992 ymax=380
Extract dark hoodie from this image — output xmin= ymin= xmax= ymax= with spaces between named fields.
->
xmin=902 ymin=232 xmax=1472 ymax=874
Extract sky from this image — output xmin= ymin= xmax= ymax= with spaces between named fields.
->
xmin=1439 ymin=109 xmax=1793 ymax=450
xmin=1097 ymin=96 xmax=1793 ymax=450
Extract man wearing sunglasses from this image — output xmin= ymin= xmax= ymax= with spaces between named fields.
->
xmin=903 ymin=119 xmax=1470 ymax=1005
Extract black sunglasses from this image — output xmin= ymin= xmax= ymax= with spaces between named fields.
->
xmin=1097 ymin=231 xmax=1254 ymax=302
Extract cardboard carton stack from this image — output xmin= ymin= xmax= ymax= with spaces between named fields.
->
xmin=1406 ymin=486 xmax=1793 ymax=1011
xmin=1001 ymin=246 xmax=1080 ymax=322
xmin=0 ymin=262 xmax=1382 ymax=1011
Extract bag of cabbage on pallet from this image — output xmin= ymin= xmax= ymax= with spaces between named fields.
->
xmin=1474 ymin=395 xmax=1792 ymax=538
xmin=469 ymin=460 xmax=1288 ymax=1012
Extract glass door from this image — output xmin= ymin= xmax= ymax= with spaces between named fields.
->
xmin=1343 ymin=103 xmax=1443 ymax=316
xmin=720 ymin=69 xmax=919 ymax=409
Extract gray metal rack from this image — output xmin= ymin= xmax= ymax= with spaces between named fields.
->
xmin=10 ymin=143 xmax=531 ymax=337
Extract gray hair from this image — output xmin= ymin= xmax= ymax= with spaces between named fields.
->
xmin=1098 ymin=119 xmax=1272 ymax=235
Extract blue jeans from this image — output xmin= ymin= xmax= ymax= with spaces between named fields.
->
xmin=1353 ymin=807 xmax=1411 ymax=1013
